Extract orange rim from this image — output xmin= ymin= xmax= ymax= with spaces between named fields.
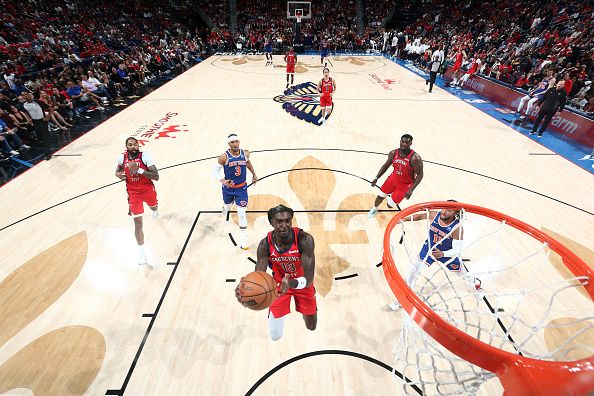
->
xmin=382 ymin=201 xmax=594 ymax=395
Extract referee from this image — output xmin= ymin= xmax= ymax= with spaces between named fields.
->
xmin=427 ymin=44 xmax=444 ymax=93
xmin=23 ymin=92 xmax=51 ymax=160
xmin=530 ymin=80 xmax=567 ymax=138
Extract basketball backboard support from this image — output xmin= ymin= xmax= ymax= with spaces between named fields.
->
xmin=287 ymin=1 xmax=311 ymax=19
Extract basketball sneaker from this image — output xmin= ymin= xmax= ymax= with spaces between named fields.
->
xmin=367 ymin=207 xmax=378 ymax=218
xmin=386 ymin=195 xmax=397 ymax=209
xmin=139 ymin=251 xmax=147 ymax=266
xmin=239 ymin=236 xmax=249 ymax=250
xmin=473 ymin=277 xmax=485 ymax=299
xmin=389 ymin=301 xmax=401 ymax=311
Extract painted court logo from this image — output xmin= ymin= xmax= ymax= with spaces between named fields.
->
xmin=128 ymin=112 xmax=189 ymax=145
xmin=273 ymin=82 xmax=332 ymax=126
xmin=153 ymin=125 xmax=189 ymax=139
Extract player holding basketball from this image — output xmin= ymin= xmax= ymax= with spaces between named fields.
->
xmin=284 ymin=47 xmax=297 ymax=88
xmin=213 ymin=133 xmax=258 ymax=250
xmin=367 ymin=134 xmax=423 ymax=217
xmin=449 ymin=47 xmax=467 ymax=87
xmin=320 ymin=40 xmax=330 ymax=68
xmin=254 ymin=204 xmax=317 ymax=341
xmin=389 ymin=200 xmax=483 ymax=310
xmin=264 ymin=38 xmax=273 ymax=66
xmin=317 ymin=67 xmax=336 ymax=125
xmin=115 ymin=137 xmax=159 ymax=265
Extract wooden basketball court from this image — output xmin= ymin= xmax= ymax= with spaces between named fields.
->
xmin=0 ymin=55 xmax=592 ymax=395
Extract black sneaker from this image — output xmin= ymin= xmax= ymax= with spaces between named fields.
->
xmin=537 ymin=133 xmax=543 ymax=138
xmin=529 ymin=131 xmax=535 ymax=135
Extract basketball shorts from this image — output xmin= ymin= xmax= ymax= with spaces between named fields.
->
xmin=320 ymin=94 xmax=332 ymax=108
xmin=222 ymin=185 xmax=248 ymax=207
xmin=380 ymin=175 xmax=412 ymax=204
xmin=452 ymin=62 xmax=462 ymax=72
xmin=418 ymin=254 xmax=462 ymax=271
xmin=286 ymin=64 xmax=295 ymax=74
xmin=128 ymin=187 xmax=158 ymax=216
xmin=269 ymin=285 xmax=317 ymax=318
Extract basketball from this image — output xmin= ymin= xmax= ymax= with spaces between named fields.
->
xmin=236 ymin=271 xmax=278 ymax=311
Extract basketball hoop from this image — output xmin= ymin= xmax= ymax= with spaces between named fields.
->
xmin=383 ymin=201 xmax=594 ymax=395
xmin=295 ymin=10 xmax=303 ymax=24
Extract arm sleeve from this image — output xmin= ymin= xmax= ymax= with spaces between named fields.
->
xmin=116 ymin=154 xmax=124 ymax=167
xmin=441 ymin=239 xmax=462 ymax=258
xmin=212 ymin=163 xmax=223 ymax=181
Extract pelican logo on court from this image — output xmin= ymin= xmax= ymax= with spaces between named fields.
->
xmin=273 ymin=82 xmax=332 ymax=126
xmin=152 ymin=125 xmax=189 ymax=139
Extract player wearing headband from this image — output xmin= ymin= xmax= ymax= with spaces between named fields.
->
xmin=212 ymin=133 xmax=259 ymax=249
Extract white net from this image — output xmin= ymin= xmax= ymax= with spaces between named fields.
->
xmin=387 ymin=207 xmax=594 ymax=395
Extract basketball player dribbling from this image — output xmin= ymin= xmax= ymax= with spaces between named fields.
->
xmin=115 ymin=137 xmax=159 ymax=265
xmin=367 ymin=134 xmax=423 ymax=217
xmin=249 ymin=205 xmax=317 ymax=341
xmin=317 ymin=67 xmax=336 ymax=125
xmin=264 ymin=38 xmax=273 ymax=66
xmin=388 ymin=200 xmax=484 ymax=310
xmin=284 ymin=46 xmax=297 ymax=88
xmin=213 ymin=133 xmax=258 ymax=249
xmin=449 ymin=47 xmax=467 ymax=87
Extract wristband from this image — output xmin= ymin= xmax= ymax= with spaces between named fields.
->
xmin=294 ymin=277 xmax=307 ymax=289
xmin=137 ymin=168 xmax=145 ymax=174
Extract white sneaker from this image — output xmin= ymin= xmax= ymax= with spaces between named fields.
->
xmin=389 ymin=301 xmax=401 ymax=311
xmin=10 ymin=150 xmax=19 ymax=156
xmin=98 ymin=106 xmax=105 ymax=111
xmin=367 ymin=207 xmax=378 ymax=218
xmin=386 ymin=195 xmax=397 ymax=208
xmin=239 ymin=235 xmax=249 ymax=250
xmin=151 ymin=208 xmax=159 ymax=219
xmin=472 ymin=277 xmax=485 ymax=299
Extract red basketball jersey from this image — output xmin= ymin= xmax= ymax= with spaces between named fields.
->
xmin=268 ymin=227 xmax=304 ymax=284
xmin=286 ymin=52 xmax=296 ymax=66
xmin=123 ymin=152 xmax=154 ymax=194
xmin=468 ymin=59 xmax=480 ymax=74
xmin=391 ymin=149 xmax=415 ymax=184
xmin=321 ymin=77 xmax=333 ymax=95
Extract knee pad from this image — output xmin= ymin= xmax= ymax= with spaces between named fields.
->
xmin=237 ymin=206 xmax=247 ymax=228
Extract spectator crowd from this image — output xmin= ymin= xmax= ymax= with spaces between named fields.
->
xmin=382 ymin=0 xmax=593 ymax=114
xmin=0 ymin=0 xmax=207 ymax=180
xmin=1 ymin=0 xmax=592 ymax=182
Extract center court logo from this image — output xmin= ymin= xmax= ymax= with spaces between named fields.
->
xmin=273 ymin=82 xmax=332 ymax=126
